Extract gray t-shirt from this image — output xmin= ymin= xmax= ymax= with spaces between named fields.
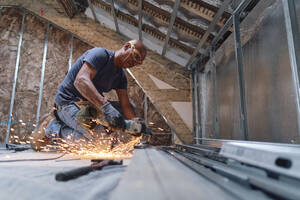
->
xmin=54 ymin=47 xmax=127 ymax=106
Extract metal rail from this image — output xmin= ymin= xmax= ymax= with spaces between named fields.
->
xmin=233 ymin=12 xmax=248 ymax=140
xmin=5 ymin=10 xmax=26 ymax=145
xmin=88 ymin=0 xmax=99 ymax=22
xmin=211 ymin=50 xmax=219 ymax=139
xmin=138 ymin=0 xmax=143 ymax=41
xmin=185 ymin=0 xmax=232 ymax=68
xmin=144 ymin=95 xmax=148 ymax=124
xmin=110 ymin=0 xmax=119 ymax=33
xmin=191 ymin=0 xmax=254 ymax=69
xmin=161 ymin=0 xmax=180 ymax=57
xmin=36 ymin=22 xmax=50 ymax=125
xmin=283 ymin=0 xmax=300 ymax=137
xmin=68 ymin=35 xmax=74 ymax=71
xmin=162 ymin=144 xmax=300 ymax=200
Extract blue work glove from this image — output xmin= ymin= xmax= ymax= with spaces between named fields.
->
xmin=101 ymin=102 xmax=126 ymax=129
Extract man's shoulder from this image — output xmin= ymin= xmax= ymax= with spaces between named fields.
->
xmin=88 ymin=47 xmax=112 ymax=56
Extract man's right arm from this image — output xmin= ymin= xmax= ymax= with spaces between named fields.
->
xmin=74 ymin=61 xmax=108 ymax=108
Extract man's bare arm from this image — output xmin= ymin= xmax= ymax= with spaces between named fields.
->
xmin=116 ymin=89 xmax=135 ymax=120
xmin=74 ymin=62 xmax=107 ymax=108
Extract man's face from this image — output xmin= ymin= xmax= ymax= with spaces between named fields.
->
xmin=123 ymin=41 xmax=143 ymax=68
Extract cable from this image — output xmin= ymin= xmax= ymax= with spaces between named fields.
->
xmin=0 ymin=153 xmax=66 ymax=163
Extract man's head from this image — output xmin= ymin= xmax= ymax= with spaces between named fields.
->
xmin=115 ymin=40 xmax=147 ymax=68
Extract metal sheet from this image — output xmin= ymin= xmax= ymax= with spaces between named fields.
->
xmin=216 ymin=48 xmax=242 ymax=140
xmin=200 ymin=63 xmax=218 ymax=139
xmin=242 ymin=0 xmax=299 ymax=143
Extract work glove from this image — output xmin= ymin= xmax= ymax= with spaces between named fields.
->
xmin=76 ymin=105 xmax=98 ymax=130
xmin=100 ymin=102 xmax=126 ymax=129
xmin=125 ymin=118 xmax=152 ymax=137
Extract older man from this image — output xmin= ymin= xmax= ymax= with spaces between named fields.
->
xmin=44 ymin=40 xmax=147 ymax=142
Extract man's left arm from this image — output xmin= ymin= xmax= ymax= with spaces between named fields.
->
xmin=116 ymin=89 xmax=135 ymax=120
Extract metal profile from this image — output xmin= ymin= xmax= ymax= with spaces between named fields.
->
xmin=196 ymin=137 xmax=300 ymax=148
xmin=138 ymin=0 xmax=143 ymax=40
xmin=88 ymin=0 xmax=99 ymax=22
xmin=110 ymin=0 xmax=119 ymax=33
xmin=0 ymin=6 xmax=2 ymax=17
xmin=5 ymin=10 xmax=26 ymax=145
xmin=162 ymin=0 xmax=180 ymax=56
xmin=211 ymin=50 xmax=219 ymax=139
xmin=233 ymin=13 xmax=248 ymax=140
xmin=191 ymin=0 xmax=254 ymax=70
xmin=144 ymin=95 xmax=148 ymax=124
xmin=192 ymin=69 xmax=197 ymax=143
xmin=36 ymin=22 xmax=50 ymax=125
xmin=197 ymin=67 xmax=203 ymax=142
xmin=283 ymin=0 xmax=300 ymax=137
xmin=185 ymin=0 xmax=232 ymax=69
xmin=68 ymin=35 xmax=74 ymax=71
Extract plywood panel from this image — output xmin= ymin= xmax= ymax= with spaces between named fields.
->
xmin=41 ymin=25 xmax=72 ymax=117
xmin=10 ymin=14 xmax=46 ymax=142
xmin=0 ymin=8 xmax=22 ymax=142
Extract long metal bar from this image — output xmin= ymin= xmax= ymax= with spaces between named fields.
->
xmin=144 ymin=95 xmax=148 ymax=124
xmin=88 ymin=0 xmax=99 ymax=22
xmin=211 ymin=50 xmax=219 ymax=139
xmin=185 ymin=0 xmax=232 ymax=68
xmin=0 ymin=6 xmax=2 ymax=17
xmin=5 ymin=10 xmax=26 ymax=145
xmin=196 ymin=68 xmax=206 ymax=141
xmin=162 ymin=149 xmax=268 ymax=200
xmin=162 ymin=0 xmax=180 ymax=56
xmin=191 ymin=0 xmax=254 ymax=70
xmin=195 ymin=137 xmax=300 ymax=149
xmin=233 ymin=13 xmax=248 ymax=140
xmin=196 ymin=67 xmax=202 ymax=143
xmin=138 ymin=0 xmax=143 ymax=41
xmin=68 ymin=35 xmax=74 ymax=71
xmin=192 ymin=69 xmax=197 ymax=144
xmin=110 ymin=0 xmax=119 ymax=33
xmin=36 ymin=22 xmax=50 ymax=125
xmin=283 ymin=0 xmax=300 ymax=138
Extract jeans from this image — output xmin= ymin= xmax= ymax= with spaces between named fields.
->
xmin=45 ymin=101 xmax=135 ymax=141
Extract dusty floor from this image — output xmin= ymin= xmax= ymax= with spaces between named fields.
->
xmin=0 ymin=0 xmax=193 ymax=143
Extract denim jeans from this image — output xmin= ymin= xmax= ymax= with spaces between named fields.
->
xmin=45 ymin=101 xmax=135 ymax=141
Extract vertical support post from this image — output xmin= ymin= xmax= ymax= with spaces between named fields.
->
xmin=0 ymin=6 xmax=2 ymax=18
xmin=192 ymin=68 xmax=197 ymax=144
xmin=162 ymin=0 xmax=180 ymax=56
xmin=283 ymin=0 xmax=300 ymax=137
xmin=144 ymin=95 xmax=148 ymax=124
xmin=211 ymin=49 xmax=219 ymax=139
xmin=36 ymin=22 xmax=50 ymax=125
xmin=138 ymin=0 xmax=143 ymax=41
xmin=196 ymin=67 xmax=202 ymax=142
xmin=5 ymin=11 xmax=26 ymax=145
xmin=110 ymin=0 xmax=119 ymax=33
xmin=68 ymin=35 xmax=74 ymax=71
xmin=88 ymin=0 xmax=99 ymax=22
xmin=171 ymin=129 xmax=175 ymax=144
xmin=233 ymin=13 xmax=248 ymax=140
xmin=194 ymin=66 xmax=202 ymax=144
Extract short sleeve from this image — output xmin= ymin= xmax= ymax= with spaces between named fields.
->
xmin=83 ymin=47 xmax=109 ymax=71
xmin=113 ymin=70 xmax=127 ymax=90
